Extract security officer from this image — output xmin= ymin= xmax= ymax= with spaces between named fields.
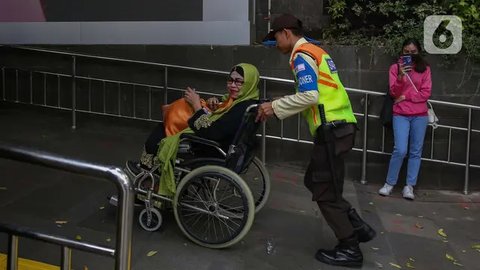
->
xmin=256 ymin=14 xmax=376 ymax=268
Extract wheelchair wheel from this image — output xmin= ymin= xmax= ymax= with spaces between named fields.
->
xmin=139 ymin=208 xmax=162 ymax=232
xmin=239 ymin=157 xmax=270 ymax=213
xmin=182 ymin=157 xmax=270 ymax=213
xmin=173 ymin=165 xmax=255 ymax=249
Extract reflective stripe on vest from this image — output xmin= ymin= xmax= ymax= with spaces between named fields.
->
xmin=291 ymin=43 xmax=357 ymax=136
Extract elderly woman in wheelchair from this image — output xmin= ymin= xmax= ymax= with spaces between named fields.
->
xmin=113 ymin=63 xmax=270 ymax=248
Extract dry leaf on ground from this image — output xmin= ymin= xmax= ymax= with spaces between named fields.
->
xmin=389 ymin=262 xmax=402 ymax=269
xmin=445 ymin=253 xmax=455 ymax=262
xmin=55 ymin=220 xmax=68 ymax=225
xmin=415 ymin=223 xmax=423 ymax=229
xmin=406 ymin=262 xmax=415 ymax=269
xmin=147 ymin=250 xmax=158 ymax=257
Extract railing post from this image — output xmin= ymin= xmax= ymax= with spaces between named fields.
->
xmin=464 ymin=108 xmax=472 ymax=195
xmin=71 ymin=56 xmax=77 ymax=130
xmin=61 ymin=246 xmax=72 ymax=270
xmin=29 ymin=71 xmax=33 ymax=104
xmin=2 ymin=67 xmax=5 ymax=101
xmin=7 ymin=235 xmax=19 ymax=270
xmin=360 ymin=93 xmax=369 ymax=184
xmin=164 ymin=67 xmax=168 ymax=105
xmin=113 ymin=168 xmax=134 ymax=270
xmin=15 ymin=69 xmax=19 ymax=102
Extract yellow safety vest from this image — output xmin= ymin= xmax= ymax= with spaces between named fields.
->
xmin=290 ymin=43 xmax=357 ymax=136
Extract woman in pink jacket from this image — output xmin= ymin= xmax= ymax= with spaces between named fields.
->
xmin=379 ymin=38 xmax=432 ymax=200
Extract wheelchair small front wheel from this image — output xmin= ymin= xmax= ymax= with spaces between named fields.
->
xmin=139 ymin=208 xmax=162 ymax=232
xmin=173 ymin=165 xmax=255 ymax=249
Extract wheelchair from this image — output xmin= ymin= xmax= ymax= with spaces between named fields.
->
xmin=123 ymin=103 xmax=270 ymax=249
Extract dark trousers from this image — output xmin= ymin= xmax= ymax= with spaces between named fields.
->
xmin=304 ymin=124 xmax=356 ymax=240
xmin=145 ymin=123 xmax=166 ymax=155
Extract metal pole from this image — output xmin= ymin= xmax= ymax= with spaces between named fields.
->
xmin=88 ymin=77 xmax=92 ymax=112
xmin=29 ymin=71 xmax=33 ymax=104
xmin=113 ymin=168 xmax=134 ymax=270
xmin=252 ymin=0 xmax=256 ymax=25
xmin=261 ymin=79 xmax=267 ymax=164
xmin=133 ymin=85 xmax=136 ymax=118
xmin=164 ymin=67 xmax=168 ymax=105
xmin=103 ymin=81 xmax=106 ymax=114
xmin=43 ymin=73 xmax=46 ymax=105
xmin=7 ymin=235 xmax=19 ymax=270
xmin=464 ymin=108 xmax=472 ymax=195
xmin=58 ymin=75 xmax=61 ymax=108
xmin=360 ymin=93 xmax=369 ymax=184
xmin=0 ymin=144 xmax=133 ymax=270
xmin=15 ymin=69 xmax=18 ymax=102
xmin=267 ymin=0 xmax=271 ymax=31
xmin=118 ymin=83 xmax=121 ymax=116
xmin=61 ymin=246 xmax=72 ymax=270
xmin=430 ymin=127 xmax=435 ymax=159
xmin=447 ymin=128 xmax=452 ymax=162
xmin=148 ymin=87 xmax=152 ymax=120
xmin=2 ymin=67 xmax=5 ymax=101
xmin=71 ymin=56 xmax=77 ymax=130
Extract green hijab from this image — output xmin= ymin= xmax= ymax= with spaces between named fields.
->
xmin=156 ymin=63 xmax=260 ymax=196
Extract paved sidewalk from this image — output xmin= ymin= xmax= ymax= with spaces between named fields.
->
xmin=0 ymin=102 xmax=479 ymax=270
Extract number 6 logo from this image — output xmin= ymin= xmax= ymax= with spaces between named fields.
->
xmin=424 ymin=15 xmax=462 ymax=54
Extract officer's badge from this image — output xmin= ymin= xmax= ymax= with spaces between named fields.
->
xmin=326 ymin=58 xmax=337 ymax=73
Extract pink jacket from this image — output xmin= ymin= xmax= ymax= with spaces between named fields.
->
xmin=389 ymin=63 xmax=432 ymax=116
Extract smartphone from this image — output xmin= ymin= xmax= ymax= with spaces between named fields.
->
xmin=401 ymin=55 xmax=412 ymax=67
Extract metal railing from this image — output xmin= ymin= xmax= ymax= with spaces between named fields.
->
xmin=1 ymin=46 xmax=479 ymax=194
xmin=0 ymin=143 xmax=134 ymax=270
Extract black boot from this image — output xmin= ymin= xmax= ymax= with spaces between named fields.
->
xmin=348 ymin=208 xmax=376 ymax=243
xmin=315 ymin=235 xmax=363 ymax=268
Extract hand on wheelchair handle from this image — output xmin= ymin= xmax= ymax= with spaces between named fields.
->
xmin=256 ymin=101 xmax=275 ymax=122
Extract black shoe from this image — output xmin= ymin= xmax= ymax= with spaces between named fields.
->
xmin=315 ymin=239 xmax=363 ymax=268
xmin=348 ymin=208 xmax=376 ymax=243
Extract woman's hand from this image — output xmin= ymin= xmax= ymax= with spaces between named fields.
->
xmin=394 ymin=95 xmax=406 ymax=104
xmin=206 ymin=97 xmax=220 ymax=111
xmin=184 ymin=87 xmax=202 ymax=111
xmin=397 ymin=62 xmax=412 ymax=80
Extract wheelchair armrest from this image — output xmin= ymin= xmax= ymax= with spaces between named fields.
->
xmin=180 ymin=133 xmax=222 ymax=149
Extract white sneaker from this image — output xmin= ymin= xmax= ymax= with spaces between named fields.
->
xmin=402 ymin=185 xmax=415 ymax=200
xmin=378 ymin=183 xmax=394 ymax=196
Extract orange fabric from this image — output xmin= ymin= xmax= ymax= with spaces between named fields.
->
xmin=162 ymin=97 xmax=235 ymax=136
xmin=162 ymin=98 xmax=194 ymax=136
xmin=211 ymin=97 xmax=233 ymax=115
xmin=162 ymin=98 xmax=206 ymax=136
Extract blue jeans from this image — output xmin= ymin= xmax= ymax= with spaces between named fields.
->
xmin=386 ymin=115 xmax=428 ymax=186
